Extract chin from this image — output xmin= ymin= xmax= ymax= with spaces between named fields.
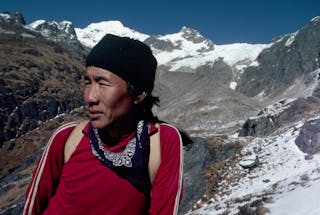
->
xmin=90 ymin=120 xmax=107 ymax=129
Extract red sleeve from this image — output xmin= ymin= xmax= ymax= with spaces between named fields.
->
xmin=23 ymin=122 xmax=76 ymax=215
xmin=149 ymin=123 xmax=184 ymax=215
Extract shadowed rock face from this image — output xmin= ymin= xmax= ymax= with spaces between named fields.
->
xmin=30 ymin=20 xmax=86 ymax=59
xmin=0 ymin=12 xmax=26 ymax=26
xmin=0 ymin=36 xmax=86 ymax=145
xmin=239 ymin=98 xmax=320 ymax=137
xmin=236 ymin=17 xmax=320 ymax=98
xmin=179 ymin=137 xmax=213 ymax=214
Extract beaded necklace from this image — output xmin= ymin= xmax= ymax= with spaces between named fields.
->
xmin=88 ymin=120 xmax=152 ymax=195
xmin=90 ymin=120 xmax=145 ymax=168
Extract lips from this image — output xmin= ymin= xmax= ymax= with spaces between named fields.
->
xmin=88 ymin=109 xmax=103 ymax=120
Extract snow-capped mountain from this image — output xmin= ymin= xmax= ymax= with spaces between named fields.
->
xmin=73 ymin=21 xmax=273 ymax=133
xmin=29 ymin=20 xmax=76 ymax=39
xmin=75 ymin=20 xmax=149 ymax=47
xmin=0 ymin=12 xmax=26 ymax=26
xmin=26 ymin=18 xmax=271 ymax=98
xmin=28 ymin=19 xmax=85 ymax=58
xmin=74 ymin=20 xmax=269 ymax=75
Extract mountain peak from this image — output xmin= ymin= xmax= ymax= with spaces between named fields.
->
xmin=180 ymin=26 xmax=201 ymax=37
xmin=29 ymin=20 xmax=73 ymax=32
xmin=26 ymin=19 xmax=84 ymax=57
xmin=28 ymin=19 xmax=77 ymax=40
xmin=75 ymin=20 xmax=149 ymax=48
xmin=311 ymin=16 xmax=320 ymax=23
xmin=177 ymin=26 xmax=215 ymax=52
xmin=86 ymin=20 xmax=125 ymax=30
xmin=0 ymin=12 xmax=26 ymax=26
xmin=179 ymin=26 xmax=211 ymax=44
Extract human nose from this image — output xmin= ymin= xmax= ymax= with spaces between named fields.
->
xmin=84 ymin=84 xmax=99 ymax=104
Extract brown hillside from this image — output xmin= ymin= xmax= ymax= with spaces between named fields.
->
xmin=0 ymin=31 xmax=87 ymax=213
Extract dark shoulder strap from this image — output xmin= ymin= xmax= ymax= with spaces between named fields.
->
xmin=149 ymin=123 xmax=161 ymax=183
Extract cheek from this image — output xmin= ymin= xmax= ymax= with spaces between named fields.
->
xmin=83 ymin=88 xmax=88 ymax=101
xmin=110 ymin=93 xmax=135 ymax=114
xmin=99 ymin=89 xmax=131 ymax=108
xmin=83 ymin=88 xmax=92 ymax=103
xmin=111 ymin=95 xmax=133 ymax=110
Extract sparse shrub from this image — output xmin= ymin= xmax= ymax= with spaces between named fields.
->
xmin=54 ymin=46 xmax=64 ymax=53
xmin=237 ymin=198 xmax=270 ymax=215
xmin=22 ymin=49 xmax=43 ymax=56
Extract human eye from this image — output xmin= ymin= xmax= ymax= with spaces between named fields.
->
xmin=99 ymin=81 xmax=112 ymax=87
xmin=84 ymin=76 xmax=91 ymax=85
xmin=97 ymin=77 xmax=112 ymax=86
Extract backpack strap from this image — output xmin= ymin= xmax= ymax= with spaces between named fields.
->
xmin=63 ymin=121 xmax=161 ymax=184
xmin=64 ymin=120 xmax=88 ymax=162
xmin=149 ymin=123 xmax=161 ymax=183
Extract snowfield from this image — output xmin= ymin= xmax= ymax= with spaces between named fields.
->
xmin=186 ymin=117 xmax=320 ymax=215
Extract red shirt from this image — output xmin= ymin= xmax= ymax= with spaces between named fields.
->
xmin=23 ymin=121 xmax=183 ymax=215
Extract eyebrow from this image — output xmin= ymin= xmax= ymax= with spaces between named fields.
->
xmin=85 ymin=74 xmax=111 ymax=83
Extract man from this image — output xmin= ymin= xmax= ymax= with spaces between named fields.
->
xmin=23 ymin=34 xmax=184 ymax=214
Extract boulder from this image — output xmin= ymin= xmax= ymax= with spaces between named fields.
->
xmin=295 ymin=118 xmax=320 ymax=154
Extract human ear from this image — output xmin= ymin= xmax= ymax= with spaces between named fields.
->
xmin=134 ymin=92 xmax=147 ymax=104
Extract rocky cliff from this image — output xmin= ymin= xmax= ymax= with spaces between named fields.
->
xmin=236 ymin=17 xmax=320 ymax=100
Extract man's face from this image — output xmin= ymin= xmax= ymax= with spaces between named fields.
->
xmin=84 ymin=66 xmax=135 ymax=130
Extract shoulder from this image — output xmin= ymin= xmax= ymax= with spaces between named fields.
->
xmin=44 ymin=121 xmax=79 ymax=154
xmin=29 ymin=122 xmax=80 ymax=184
xmin=158 ymin=122 xmax=192 ymax=147
xmin=157 ymin=123 xmax=183 ymax=154
xmin=159 ymin=123 xmax=182 ymax=140
xmin=150 ymin=122 xmax=185 ymax=146
xmin=49 ymin=121 xmax=79 ymax=143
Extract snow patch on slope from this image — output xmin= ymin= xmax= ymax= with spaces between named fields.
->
xmin=186 ymin=116 xmax=320 ymax=215
xmin=157 ymin=43 xmax=269 ymax=71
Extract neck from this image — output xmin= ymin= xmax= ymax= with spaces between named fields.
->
xmin=99 ymin=118 xmax=138 ymax=146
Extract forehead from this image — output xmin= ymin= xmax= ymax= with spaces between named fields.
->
xmin=86 ymin=66 xmax=125 ymax=82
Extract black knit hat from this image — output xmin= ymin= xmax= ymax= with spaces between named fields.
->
xmin=85 ymin=34 xmax=157 ymax=94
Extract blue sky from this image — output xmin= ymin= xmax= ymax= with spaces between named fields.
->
xmin=1 ymin=0 xmax=319 ymax=44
